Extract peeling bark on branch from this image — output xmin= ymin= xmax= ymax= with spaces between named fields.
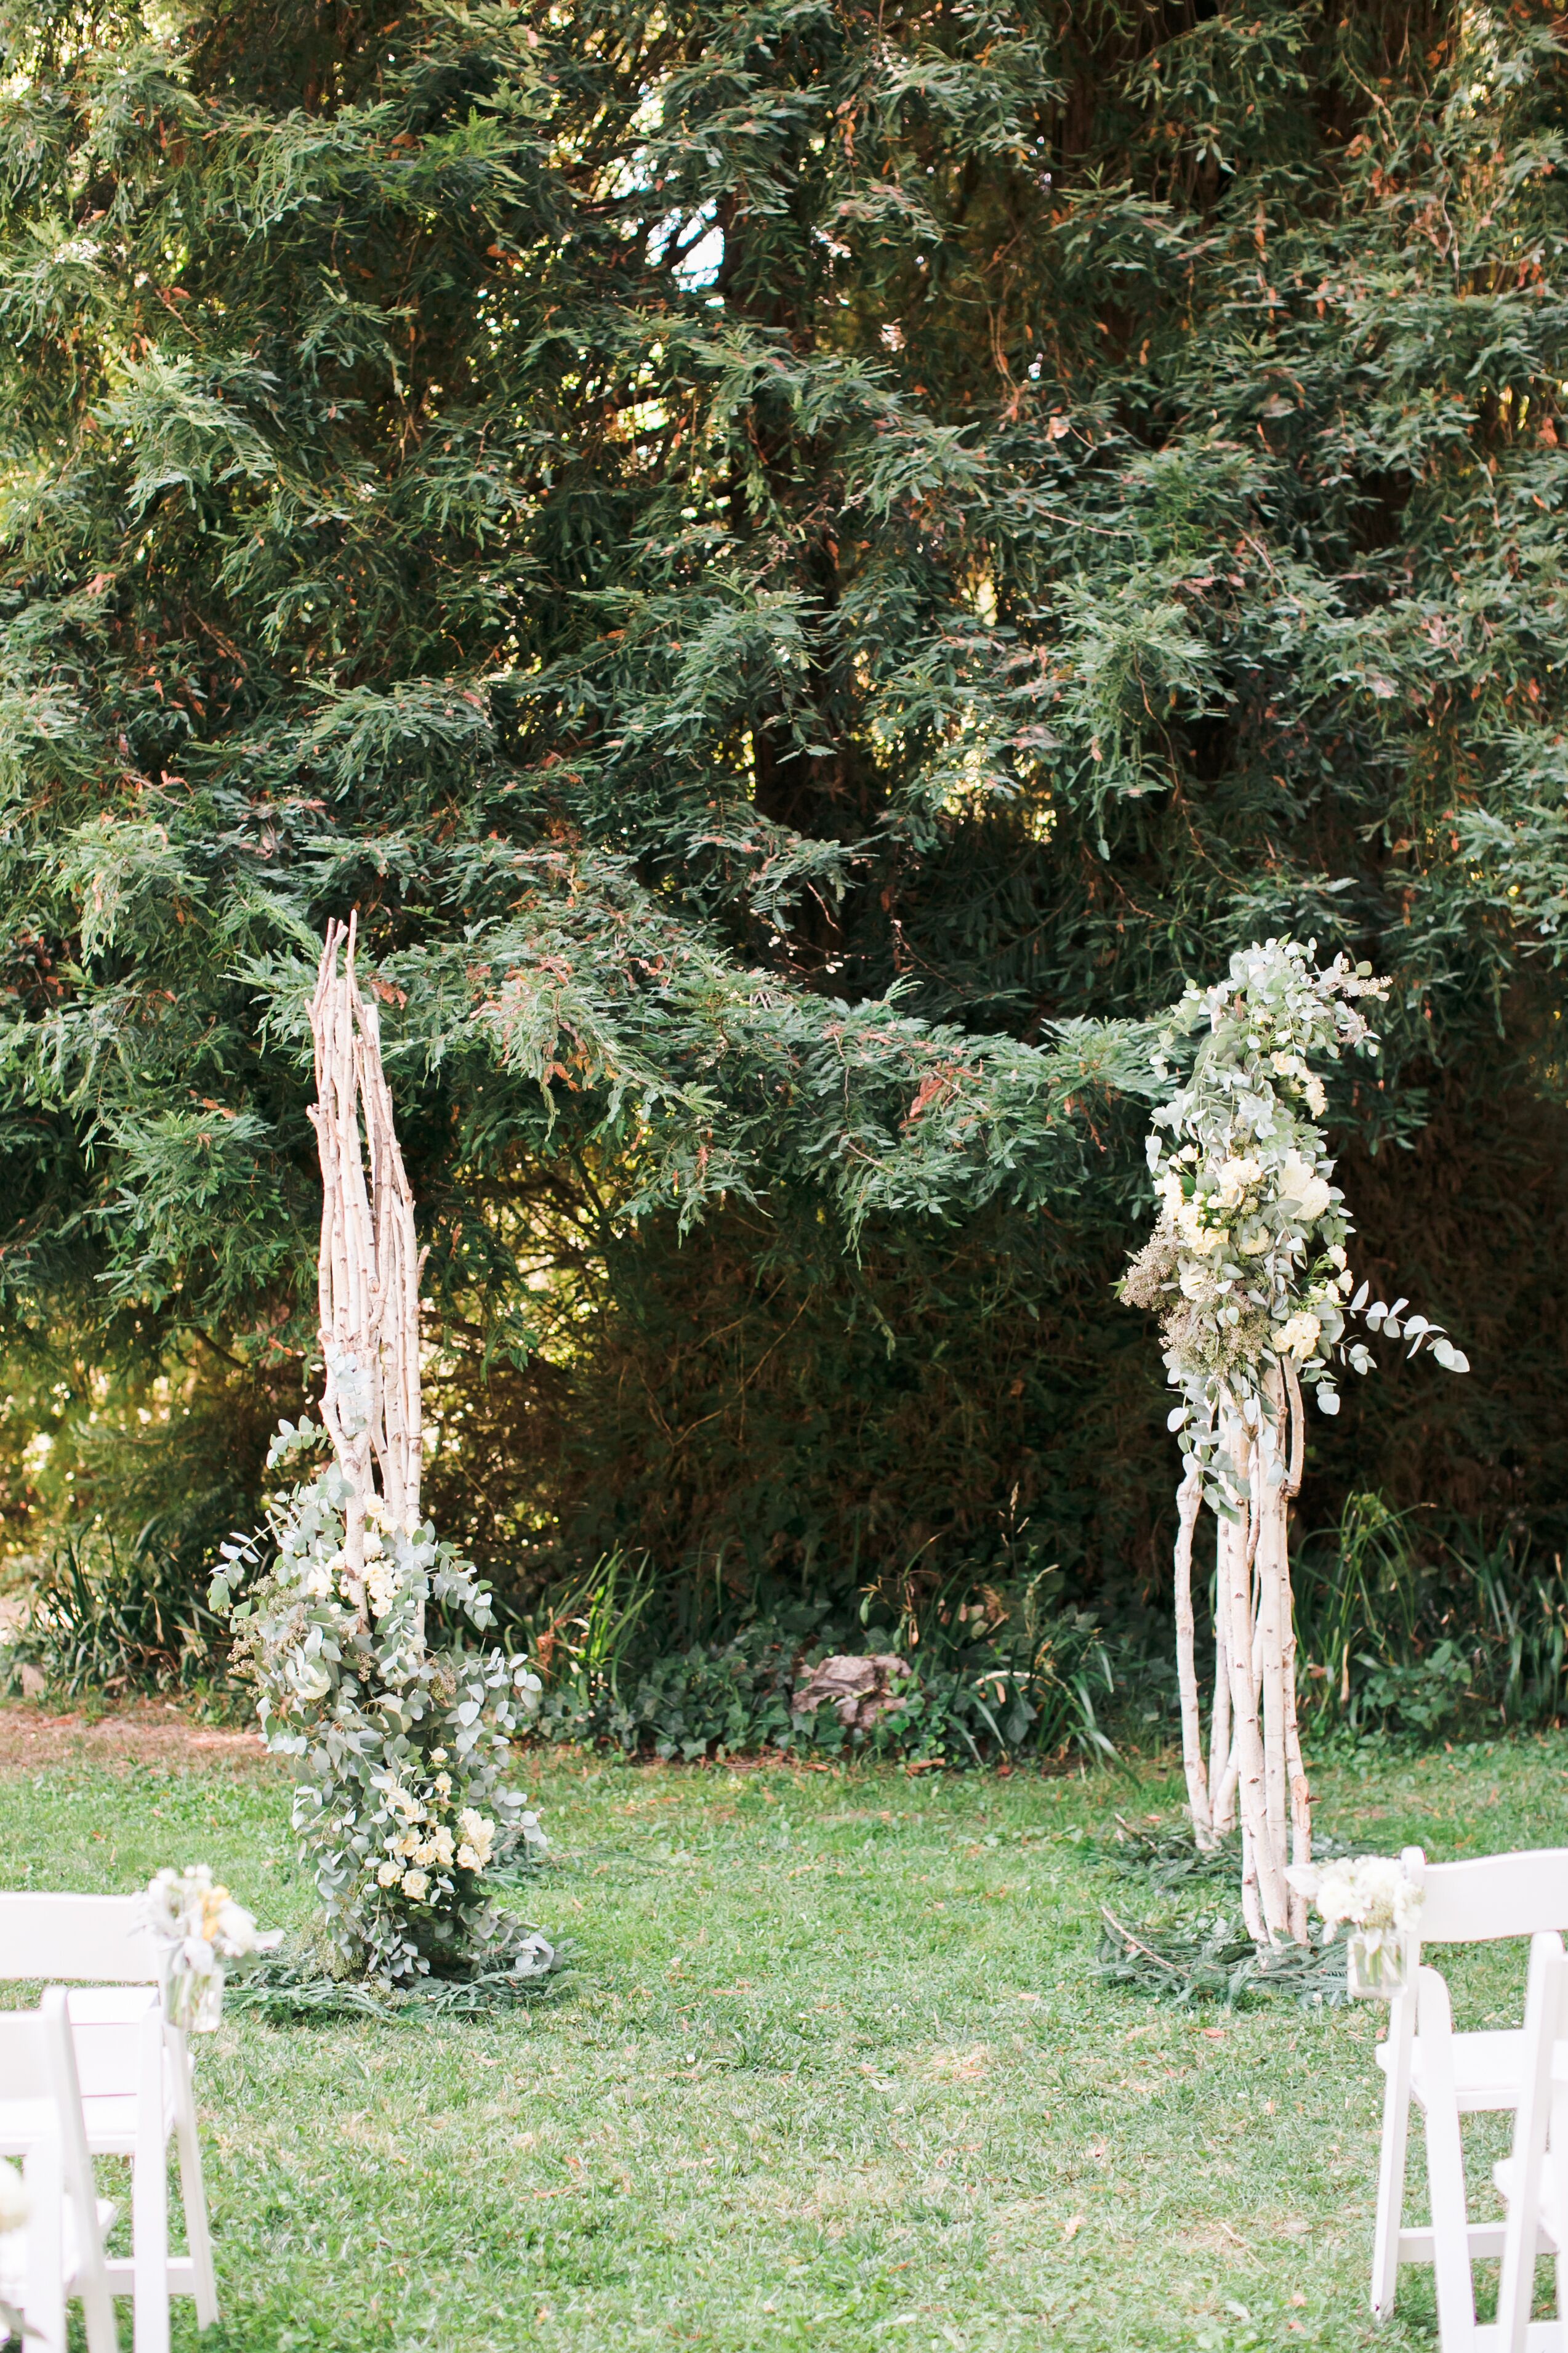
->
xmin=307 ymin=915 xmax=428 ymax=1573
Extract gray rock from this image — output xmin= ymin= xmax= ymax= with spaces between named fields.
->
xmin=792 ymin=1652 xmax=910 ymax=1730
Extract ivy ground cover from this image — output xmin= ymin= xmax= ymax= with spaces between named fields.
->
xmin=2 ymin=1720 xmax=1561 ymax=2353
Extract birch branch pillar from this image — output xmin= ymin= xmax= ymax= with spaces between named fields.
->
xmin=307 ymin=914 xmax=427 ymax=1584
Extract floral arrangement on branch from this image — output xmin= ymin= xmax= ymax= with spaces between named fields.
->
xmin=212 ymin=919 xmax=553 ymax=1993
xmin=1122 ymin=939 xmax=1465 ymax=1949
xmin=142 ymin=1864 xmax=278 ymax=2031
xmin=1287 ymin=1853 xmax=1423 ymax=1997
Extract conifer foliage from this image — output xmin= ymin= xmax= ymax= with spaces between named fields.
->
xmin=1 ymin=0 xmax=1565 ymax=1603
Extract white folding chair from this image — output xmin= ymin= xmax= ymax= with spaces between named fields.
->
xmin=0 ymin=1987 xmax=119 ymax=2353
xmin=1414 ymin=1932 xmax=1568 ymax=2350
xmin=1373 ymin=1846 xmax=1568 ymax=2321
xmin=0 ymin=1893 xmax=219 ymax=2353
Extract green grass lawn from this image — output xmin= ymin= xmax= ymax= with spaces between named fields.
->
xmin=4 ymin=1721 xmax=1566 ymax=2352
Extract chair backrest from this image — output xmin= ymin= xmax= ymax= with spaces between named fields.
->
xmin=0 ymin=1894 xmax=156 ymax=1984
xmin=1402 ymin=1846 xmax=1568 ymax=1946
xmin=64 ymin=1995 xmax=163 ymax=2105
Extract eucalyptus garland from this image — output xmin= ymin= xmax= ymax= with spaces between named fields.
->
xmin=212 ymin=1432 xmax=550 ymax=1990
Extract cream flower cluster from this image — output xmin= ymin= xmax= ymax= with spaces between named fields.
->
xmin=1305 ymin=1854 xmax=1424 ymax=1937
xmin=1287 ymin=1852 xmax=1423 ymax=1992
xmin=211 ymin=1420 xmax=551 ymax=1989
xmin=1132 ymin=939 xmax=1465 ymax=1467
xmin=141 ymin=1863 xmax=278 ymax=2028
xmin=368 ymin=1762 xmax=505 ymax=1903
xmin=143 ymin=1862 xmax=271 ymax=1971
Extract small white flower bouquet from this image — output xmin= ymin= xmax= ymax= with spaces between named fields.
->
xmin=142 ymin=1866 xmax=281 ymax=2032
xmin=1286 ymin=1853 xmax=1423 ymax=1996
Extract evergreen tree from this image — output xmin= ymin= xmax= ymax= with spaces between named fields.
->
xmin=1 ymin=0 xmax=1564 ymax=1610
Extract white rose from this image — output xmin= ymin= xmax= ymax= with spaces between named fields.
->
xmin=377 ymin=1860 xmax=400 ymax=1888
xmin=400 ymin=1870 xmax=430 ymax=1901
xmin=1275 ymin=1312 xmax=1322 ymax=1363
xmin=1277 ymin=1152 xmax=1333 ymax=1223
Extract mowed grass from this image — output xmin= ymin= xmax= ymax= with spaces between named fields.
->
xmin=3 ymin=1723 xmax=1566 ymax=2353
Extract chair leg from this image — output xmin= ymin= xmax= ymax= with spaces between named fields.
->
xmin=23 ymin=2140 xmax=66 ymax=2353
xmin=172 ymin=2044 xmax=219 ymax=2327
xmin=132 ymin=2015 xmax=170 ymax=2353
xmin=1425 ymin=2078 xmax=1479 ymax=2351
xmin=78 ymin=2240 xmax=121 ymax=2353
xmin=1372 ymin=2060 xmax=1412 ymax=2318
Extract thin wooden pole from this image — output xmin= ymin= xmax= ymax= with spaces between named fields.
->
xmin=1208 ymin=1506 xmax=1236 ymax=1838
xmin=1172 ymin=1457 xmax=1215 ymax=1848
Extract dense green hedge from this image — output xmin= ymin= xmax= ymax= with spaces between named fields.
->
xmin=1 ymin=0 xmax=1566 ymax=1620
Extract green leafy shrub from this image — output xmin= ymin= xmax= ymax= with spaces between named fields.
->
xmin=8 ymin=1524 xmax=224 ymax=1698
xmin=520 ymin=1559 xmax=1119 ymax=1767
xmin=1292 ymin=1493 xmax=1568 ymax=1742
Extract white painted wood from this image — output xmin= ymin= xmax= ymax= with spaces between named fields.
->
xmin=0 ymin=1895 xmax=158 ymax=1983
xmin=1419 ymin=1966 xmax=1481 ymax=2351
xmin=0 ymin=1894 xmax=219 ymax=2338
xmin=0 ymin=1989 xmax=119 ymax=2353
xmin=1489 ymin=1937 xmax=1568 ymax=2352
xmin=1373 ymin=1850 xmax=1568 ymax=2324
xmin=1417 ymin=1854 xmax=1568 ymax=1948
